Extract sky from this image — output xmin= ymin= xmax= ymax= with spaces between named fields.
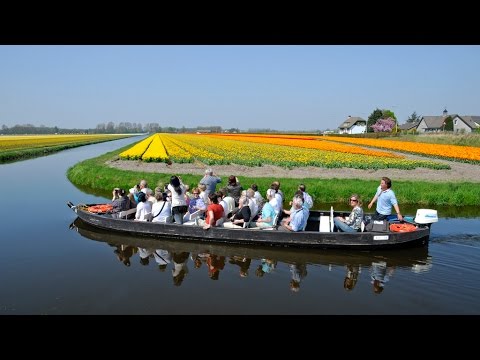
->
xmin=0 ymin=45 xmax=479 ymax=131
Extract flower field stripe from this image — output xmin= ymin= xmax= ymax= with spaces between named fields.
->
xmin=0 ymin=134 xmax=128 ymax=152
xmin=141 ymin=134 xmax=169 ymax=162
xmin=158 ymin=135 xmax=193 ymax=163
xmin=119 ymin=134 xmax=155 ymax=160
xmin=162 ymin=134 xmax=225 ymax=164
xmin=205 ymin=134 xmax=402 ymax=159
xmin=323 ymin=136 xmax=480 ymax=163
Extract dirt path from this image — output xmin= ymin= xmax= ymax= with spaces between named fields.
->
xmin=107 ymin=150 xmax=480 ymax=183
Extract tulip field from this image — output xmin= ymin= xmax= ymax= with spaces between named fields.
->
xmin=0 ymin=134 xmax=133 ymax=163
xmin=119 ymin=133 xmax=453 ymax=170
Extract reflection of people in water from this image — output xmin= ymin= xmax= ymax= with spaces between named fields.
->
xmin=191 ymin=253 xmax=209 ymax=269
xmin=207 ymin=254 xmax=225 ymax=280
xmin=289 ymin=263 xmax=307 ymax=293
xmin=370 ymin=261 xmax=394 ymax=294
xmin=114 ymin=245 xmax=138 ymax=267
xmin=153 ymin=249 xmax=172 ymax=272
xmin=343 ymin=265 xmax=360 ymax=291
xmin=229 ymin=256 xmax=252 ymax=277
xmin=138 ymin=247 xmax=154 ymax=266
xmin=171 ymin=252 xmax=190 ymax=286
xmin=255 ymin=258 xmax=277 ymax=277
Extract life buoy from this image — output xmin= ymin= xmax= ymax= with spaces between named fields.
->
xmin=87 ymin=204 xmax=113 ymax=213
xmin=389 ymin=223 xmax=417 ymax=232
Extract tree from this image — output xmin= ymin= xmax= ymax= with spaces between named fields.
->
xmin=407 ymin=111 xmax=421 ymax=123
xmin=371 ymin=117 xmax=396 ymax=132
xmin=443 ymin=116 xmax=453 ymax=131
xmin=367 ymin=108 xmax=383 ymax=132
xmin=382 ymin=110 xmax=397 ymax=120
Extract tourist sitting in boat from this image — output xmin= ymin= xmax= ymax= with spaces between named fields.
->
xmin=280 ymin=196 xmax=309 ymax=232
xmin=283 ymin=191 xmax=308 ymax=223
xmin=251 ymin=184 xmax=265 ymax=211
xmin=246 ymin=188 xmax=259 ymax=220
xmin=134 ymin=192 xmax=152 ymax=221
xmin=249 ymin=189 xmax=277 ymax=228
xmin=129 ymin=183 xmax=141 ymax=203
xmin=197 ymin=183 xmax=208 ymax=206
xmin=111 ymin=188 xmax=131 ymax=217
xmin=271 ymin=181 xmax=284 ymax=213
xmin=145 ymin=188 xmax=156 ymax=205
xmin=298 ymin=184 xmax=313 ymax=209
xmin=184 ymin=187 xmax=206 ymax=222
xmin=197 ymin=193 xmax=224 ymax=230
xmin=151 ymin=189 xmax=172 ymax=223
xmin=225 ymin=175 xmax=243 ymax=207
xmin=139 ymin=179 xmax=152 ymax=197
xmin=221 ymin=189 xmax=236 ymax=218
xmin=333 ymin=194 xmax=364 ymax=232
xmin=223 ymin=196 xmax=252 ymax=228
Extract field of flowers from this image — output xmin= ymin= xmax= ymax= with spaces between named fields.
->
xmin=0 ymin=134 xmax=130 ymax=151
xmin=323 ymin=136 xmax=480 ymax=163
xmin=119 ymin=133 xmax=450 ymax=170
xmin=0 ymin=134 xmax=133 ymax=163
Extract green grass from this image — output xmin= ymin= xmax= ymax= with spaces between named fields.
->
xmin=67 ymin=145 xmax=480 ymax=207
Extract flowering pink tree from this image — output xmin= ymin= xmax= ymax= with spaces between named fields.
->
xmin=371 ymin=117 xmax=396 ymax=132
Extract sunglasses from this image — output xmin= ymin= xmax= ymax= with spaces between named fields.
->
xmin=350 ymin=199 xmax=358 ymax=202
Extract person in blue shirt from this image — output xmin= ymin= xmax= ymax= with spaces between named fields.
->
xmin=368 ymin=177 xmax=403 ymax=222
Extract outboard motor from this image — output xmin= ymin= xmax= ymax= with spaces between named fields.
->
xmin=414 ymin=209 xmax=438 ymax=228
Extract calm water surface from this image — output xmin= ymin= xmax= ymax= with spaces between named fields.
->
xmin=1 ymin=138 xmax=479 ymax=314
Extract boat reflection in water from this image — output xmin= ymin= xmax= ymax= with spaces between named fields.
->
xmin=71 ymin=218 xmax=433 ymax=293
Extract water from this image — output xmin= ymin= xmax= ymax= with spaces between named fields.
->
xmin=1 ymin=138 xmax=479 ymax=314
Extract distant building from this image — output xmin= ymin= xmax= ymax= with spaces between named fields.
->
xmin=451 ymin=115 xmax=480 ymax=133
xmin=398 ymin=121 xmax=420 ymax=133
xmin=338 ymin=116 xmax=366 ymax=134
xmin=416 ymin=109 xmax=479 ymax=133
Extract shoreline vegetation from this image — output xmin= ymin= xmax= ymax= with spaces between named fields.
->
xmin=67 ymin=143 xmax=480 ymax=208
xmin=0 ymin=134 xmax=136 ymax=164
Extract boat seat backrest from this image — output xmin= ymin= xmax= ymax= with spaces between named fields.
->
xmin=272 ymin=213 xmax=279 ymax=227
xmin=118 ymin=207 xmax=137 ymax=219
xmin=261 ymin=213 xmax=279 ymax=231
xmin=319 ymin=215 xmax=331 ymax=232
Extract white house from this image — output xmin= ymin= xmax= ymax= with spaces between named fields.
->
xmin=338 ymin=116 xmax=366 ymax=134
xmin=451 ymin=115 xmax=480 ymax=133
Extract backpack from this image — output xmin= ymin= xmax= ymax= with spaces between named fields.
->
xmin=365 ymin=219 xmax=389 ymax=232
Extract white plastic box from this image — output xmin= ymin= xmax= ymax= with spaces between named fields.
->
xmin=415 ymin=209 xmax=438 ymax=224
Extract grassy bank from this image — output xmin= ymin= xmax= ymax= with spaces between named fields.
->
xmin=67 ymin=145 xmax=480 ymax=207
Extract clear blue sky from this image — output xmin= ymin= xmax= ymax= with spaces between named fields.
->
xmin=1 ymin=45 xmax=479 ymax=131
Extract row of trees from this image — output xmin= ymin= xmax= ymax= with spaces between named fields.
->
xmin=0 ymin=123 xmax=234 ymax=135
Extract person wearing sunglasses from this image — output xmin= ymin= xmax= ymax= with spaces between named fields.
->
xmin=333 ymin=194 xmax=364 ymax=232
